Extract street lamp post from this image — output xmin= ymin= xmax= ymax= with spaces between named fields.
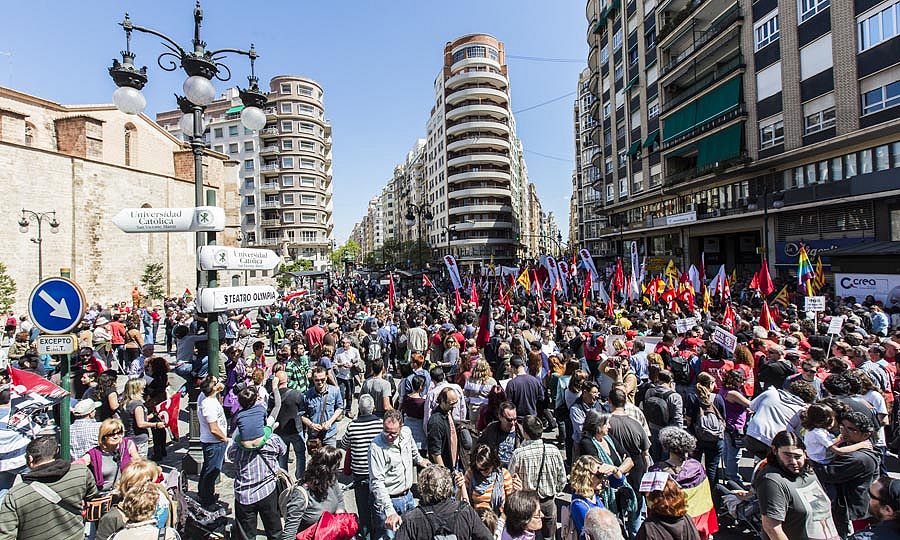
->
xmin=18 ymin=209 xmax=60 ymax=282
xmin=107 ymin=1 xmax=267 ymax=474
xmin=405 ymin=203 xmax=433 ymax=269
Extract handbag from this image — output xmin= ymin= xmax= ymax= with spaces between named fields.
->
xmin=341 ymin=448 xmax=352 ymax=476
xmin=83 ymin=493 xmax=115 ymax=522
xmin=306 ymin=390 xmax=330 ymax=453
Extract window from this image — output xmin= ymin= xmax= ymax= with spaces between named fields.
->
xmin=860 ymin=149 xmax=874 ymax=173
xmin=282 ymin=175 xmax=294 ymax=187
xmin=300 ymin=176 xmax=317 ymax=187
xmin=244 ymin=159 xmax=254 ymax=171
xmin=280 ymin=83 xmax=292 ymax=94
xmin=805 ymin=108 xmax=836 ymax=133
xmin=858 ymin=2 xmax=899 ymax=52
xmin=283 ymin=194 xmax=294 ymax=205
xmin=245 ymin=214 xmax=255 ymax=224
xmin=831 ymin=157 xmax=843 ymax=180
xmin=862 ymin=81 xmax=900 ymax=114
xmin=756 ymin=62 xmax=782 ymax=100
xmin=629 ymin=46 xmax=639 ymax=66
xmin=619 ymin=150 xmax=628 ymax=167
xmin=245 ymin=195 xmax=255 ymax=206
xmin=616 ymin=121 xmax=626 ymax=140
xmin=601 ymin=44 xmax=610 ymax=64
xmin=603 ymin=101 xmax=611 ymax=118
xmin=280 ymin=121 xmax=293 ymax=133
xmin=298 ymin=85 xmax=314 ymax=97
xmin=301 ymin=159 xmax=316 ymax=169
xmin=893 ymin=141 xmax=900 ymax=168
xmin=228 ymin=143 xmax=239 ymax=154
xmin=282 ymin=157 xmax=294 ymax=168
xmin=619 ymin=178 xmax=629 ymax=196
xmin=229 ymin=126 xmax=238 ymax=136
xmin=280 ymin=102 xmax=293 ymax=114
xmin=299 ymin=123 xmax=315 ymax=132
xmin=613 ymin=29 xmax=623 ymax=51
xmin=244 ymin=177 xmax=255 ymax=189
xmin=282 ymin=139 xmax=294 ymax=150
xmin=283 ymin=212 xmax=295 ymax=223
xmin=214 ymin=145 xmax=224 ymax=153
xmin=759 ymin=119 xmax=785 ymax=148
xmin=213 ymin=128 xmax=223 ymax=138
xmin=298 ymin=104 xmax=315 ymax=115
xmin=607 ymin=183 xmax=614 ymax=201
xmin=648 ymin=100 xmax=660 ymax=119
xmin=124 ymin=124 xmax=135 ymax=166
xmin=244 ymin=141 xmax=254 ymax=152
xmin=301 ymin=212 xmax=317 ymax=223
xmin=614 ymin=63 xmax=624 ymax=81
xmin=300 ymin=141 xmax=315 ymax=150
xmin=301 ymin=194 xmax=316 ymax=205
xmin=800 ymin=35 xmax=833 ymax=79
xmin=799 ymin=0 xmax=830 ymax=22
xmin=606 ymin=157 xmax=614 ymax=173
xmin=844 ymin=153 xmax=858 ymax=178
xmin=876 ymin=144 xmax=890 ymax=170
xmin=755 ymin=11 xmax=780 ymax=50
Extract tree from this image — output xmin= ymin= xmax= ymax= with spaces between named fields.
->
xmin=140 ymin=262 xmax=165 ymax=301
xmin=276 ymin=259 xmax=313 ymax=289
xmin=0 ymin=262 xmax=15 ymax=313
xmin=330 ymin=239 xmax=360 ymax=268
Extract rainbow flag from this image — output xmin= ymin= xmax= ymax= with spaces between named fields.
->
xmin=653 ymin=460 xmax=718 ymax=539
xmin=797 ymin=244 xmax=815 ymax=295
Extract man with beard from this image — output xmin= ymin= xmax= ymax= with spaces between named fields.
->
xmin=754 ymin=430 xmax=840 ymax=540
xmin=849 ymin=477 xmax=900 ymax=539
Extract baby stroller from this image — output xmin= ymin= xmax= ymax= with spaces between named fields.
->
xmin=715 ymin=480 xmax=762 ymax=539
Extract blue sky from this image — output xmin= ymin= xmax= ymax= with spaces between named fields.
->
xmin=1 ymin=1 xmax=587 ymax=242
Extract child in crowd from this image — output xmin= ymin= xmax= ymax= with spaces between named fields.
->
xmin=233 ymin=383 xmax=281 ymax=449
xmin=801 ymin=403 xmax=872 ymax=464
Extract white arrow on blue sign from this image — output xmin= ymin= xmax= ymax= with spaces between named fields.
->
xmin=28 ymin=278 xmax=86 ymax=335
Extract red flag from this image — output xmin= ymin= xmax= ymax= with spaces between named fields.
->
xmin=454 ymin=289 xmax=462 ymax=314
xmin=606 ymin=297 xmax=615 ymax=318
xmin=533 ymin=269 xmax=545 ymax=309
xmin=499 ymin=283 xmax=512 ymax=313
xmin=422 ymin=274 xmax=433 ymax=288
xmin=388 ymin=273 xmax=396 ymax=310
xmin=9 ymin=367 xmax=68 ymax=400
xmin=550 ymin=291 xmax=558 ymax=325
xmin=722 ymin=276 xmax=731 ymax=300
xmin=583 ymin=271 xmax=592 ymax=311
xmin=469 ymin=279 xmax=479 ymax=309
xmin=613 ymin=259 xmax=625 ymax=294
xmin=722 ymin=303 xmax=736 ymax=330
xmin=757 ymin=259 xmax=775 ymax=297
xmin=282 ymin=290 xmax=308 ymax=302
xmin=155 ymin=392 xmax=181 ymax=439
xmin=759 ymin=301 xmax=776 ymax=332
xmin=679 ymin=287 xmax=695 ymax=313
xmin=749 ymin=272 xmax=759 ymax=291
xmin=661 ymin=288 xmax=677 ymax=311
xmin=476 ymin=291 xmax=492 ymax=349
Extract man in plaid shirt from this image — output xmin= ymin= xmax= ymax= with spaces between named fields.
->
xmin=284 ymin=343 xmax=311 ymax=392
xmin=508 ymin=415 xmax=566 ymax=539
xmin=69 ymin=399 xmax=101 ymax=460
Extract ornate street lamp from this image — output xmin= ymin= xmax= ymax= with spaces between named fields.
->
xmin=405 ymin=203 xmax=433 ymax=270
xmin=18 ymin=209 xmax=60 ymax=281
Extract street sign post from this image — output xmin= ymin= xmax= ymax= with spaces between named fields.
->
xmin=197 ymin=246 xmax=280 ymax=271
xmin=37 ymin=334 xmax=77 ymax=355
xmin=196 ymin=285 xmax=279 ymax=312
xmin=112 ymin=206 xmax=225 ymax=233
xmin=27 ymin=277 xmax=84 ymax=461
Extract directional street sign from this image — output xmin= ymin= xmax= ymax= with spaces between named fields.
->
xmin=37 ymin=334 xmax=78 ymax=355
xmin=28 ymin=278 xmax=86 ymax=334
xmin=196 ymin=285 xmax=279 ymax=312
xmin=112 ymin=206 xmax=225 ymax=233
xmin=197 ymin=246 xmax=281 ymax=271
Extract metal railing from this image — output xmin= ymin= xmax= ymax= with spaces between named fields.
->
xmin=661 ymin=5 xmax=743 ymax=76
xmin=662 ymin=55 xmax=744 ymax=113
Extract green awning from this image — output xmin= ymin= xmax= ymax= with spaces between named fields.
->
xmin=627 ymin=140 xmax=642 ymax=156
xmin=226 ymin=105 xmax=245 ymax=114
xmin=592 ymin=19 xmax=605 ymax=33
xmin=598 ymin=7 xmax=609 ymax=24
xmin=624 ymin=76 xmax=639 ymax=92
xmin=609 ymin=0 xmax=621 ymax=13
xmin=643 ymin=130 xmax=659 ymax=148
xmin=696 ymin=123 xmax=743 ymax=170
xmin=662 ymin=76 xmax=742 ymax=142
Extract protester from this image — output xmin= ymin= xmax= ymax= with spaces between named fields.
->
xmin=394 ymin=465 xmax=492 ymax=540
xmin=281 ymin=445 xmax=345 ymax=540
xmin=500 ymin=490 xmax=544 ymax=540
xmin=638 ymin=478 xmax=700 ymax=540
xmin=849 ymin=476 xmax=900 ymax=539
xmin=508 ymin=415 xmax=566 ymax=538
xmin=226 ymin=420 xmax=286 ymax=540
xmin=340 ymin=394 xmax=383 ymax=538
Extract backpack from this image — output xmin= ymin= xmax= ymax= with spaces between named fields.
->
xmin=420 ymin=502 xmax=465 ymax=540
xmin=695 ymin=403 xmax=725 ymax=442
xmin=278 ymin=481 xmax=309 ymax=517
xmin=366 ymin=335 xmax=383 ymax=362
xmin=670 ymin=352 xmax=693 ymax=385
xmin=643 ymin=388 xmax=674 ymax=427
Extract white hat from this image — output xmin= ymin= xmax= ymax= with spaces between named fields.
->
xmin=94 ymin=317 xmax=110 ymax=326
xmin=72 ymin=399 xmax=101 ymax=416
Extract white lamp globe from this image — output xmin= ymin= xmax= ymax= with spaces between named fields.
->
xmin=240 ymin=106 xmax=267 ymax=131
xmin=182 ymin=75 xmax=216 ymax=106
xmin=112 ymin=86 xmax=147 ymax=115
xmin=179 ymin=113 xmax=207 ymax=138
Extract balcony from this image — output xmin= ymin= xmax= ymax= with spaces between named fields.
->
xmin=446 ymin=119 xmax=509 ymax=137
xmin=259 ymin=145 xmax=280 ymax=156
xmin=660 ymin=4 xmax=743 ymax=77
xmin=260 ymin=127 xmax=279 ymax=138
xmin=662 ymin=55 xmax=744 ymax=114
xmin=446 ymin=103 xmax=509 ymax=122
xmin=265 ymin=107 xmax=278 ymax=119
xmin=447 ymin=170 xmax=512 ymax=184
xmin=447 ymin=186 xmax=511 ymax=199
xmin=446 ymin=70 xmax=507 ymax=90
xmin=260 ymin=163 xmax=281 ymax=176
xmin=450 ymin=56 xmax=502 ymax=75
xmin=260 ymin=200 xmax=280 ymax=209
xmin=446 ymin=136 xmax=510 ymax=153
xmin=449 ymin=204 xmax=512 ymax=215
xmin=662 ymin=103 xmax=746 ymax=149
xmin=446 ymin=86 xmax=508 ymax=106
xmin=260 ymin=182 xmax=280 ymax=194
xmin=260 ymin=219 xmax=282 ymax=228
xmin=447 ymin=153 xmax=510 ymax=168
xmin=452 ymin=220 xmax=514 ymax=230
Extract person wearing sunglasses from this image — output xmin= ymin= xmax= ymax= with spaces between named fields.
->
xmin=850 ymin=477 xmax=900 ymax=539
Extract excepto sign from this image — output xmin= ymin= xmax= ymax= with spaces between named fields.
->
xmin=804 ymin=296 xmax=826 ymax=312
xmin=675 ymin=317 xmax=698 ymax=334
xmin=37 ymin=334 xmax=77 ymax=355
xmin=28 ymin=278 xmax=86 ymax=335
xmin=712 ymin=326 xmax=738 ymax=354
xmin=827 ymin=315 xmax=845 ymax=335
xmin=196 ymin=286 xmax=279 ymax=312
xmin=112 ymin=206 xmax=225 ymax=233
xmin=197 ymin=246 xmax=281 ymax=271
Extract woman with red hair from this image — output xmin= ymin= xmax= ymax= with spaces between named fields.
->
xmin=637 ymin=477 xmax=701 ymax=540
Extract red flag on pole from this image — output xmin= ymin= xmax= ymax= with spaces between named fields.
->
xmin=582 ymin=271 xmax=592 ymax=311
xmin=388 ymin=273 xmax=396 ymax=310
xmin=454 ymin=289 xmax=462 ymax=314
xmin=757 ymin=259 xmax=775 ymax=297
xmin=470 ymin=279 xmax=479 ymax=308
xmin=499 ymin=282 xmax=512 ymax=312
xmin=722 ymin=303 xmax=736 ymax=330
xmin=155 ymin=392 xmax=181 ymax=439
xmin=605 ymin=296 xmax=615 ymax=319
xmin=475 ymin=290 xmax=492 ymax=349
xmin=550 ymin=291 xmax=558 ymax=325
xmin=422 ymin=274 xmax=433 ymax=288
xmin=613 ymin=258 xmax=625 ymax=295
xmin=9 ymin=367 xmax=68 ymax=400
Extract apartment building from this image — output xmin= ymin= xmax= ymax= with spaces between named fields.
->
xmin=158 ymin=75 xmax=334 ymax=270
xmin=572 ymin=67 xmax=608 ymax=256
xmin=583 ymin=0 xmax=900 ymax=278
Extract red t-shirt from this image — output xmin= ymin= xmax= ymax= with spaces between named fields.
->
xmin=700 ymin=358 xmax=734 ymax=389
xmin=305 ymin=325 xmax=325 ymax=348
xmin=108 ymin=321 xmax=126 ymax=345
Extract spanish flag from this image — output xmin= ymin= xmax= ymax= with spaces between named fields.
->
xmin=772 ymin=285 xmax=790 ymax=307
xmin=653 ymin=460 xmax=718 ymax=540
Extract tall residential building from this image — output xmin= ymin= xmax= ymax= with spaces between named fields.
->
xmin=584 ymin=0 xmax=900 ymax=278
xmin=425 ymin=34 xmax=529 ymax=270
xmin=158 ymin=75 xmax=334 ymax=270
xmin=572 ymin=67 xmax=606 ymax=255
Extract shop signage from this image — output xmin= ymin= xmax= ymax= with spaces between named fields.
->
xmin=112 ymin=206 xmax=225 ymax=233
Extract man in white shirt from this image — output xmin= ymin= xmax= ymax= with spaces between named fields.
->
xmin=334 ymin=337 xmax=361 ymax=418
xmin=197 ymin=375 xmax=228 ymax=507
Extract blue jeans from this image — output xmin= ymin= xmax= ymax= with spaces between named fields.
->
xmin=694 ymin=438 xmax=724 ymax=487
xmin=374 ymin=491 xmax=415 ymax=540
xmin=278 ymin=432 xmax=306 ymax=479
xmin=337 ymin=377 xmax=354 ymax=413
xmin=724 ymin=431 xmax=745 ymax=486
xmin=198 ymin=441 xmax=226 ymax=505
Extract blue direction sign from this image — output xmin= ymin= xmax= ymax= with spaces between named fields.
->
xmin=28 ymin=278 xmax=86 ymax=335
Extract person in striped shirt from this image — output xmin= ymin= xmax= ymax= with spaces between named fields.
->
xmin=340 ymin=395 xmax=383 ymax=539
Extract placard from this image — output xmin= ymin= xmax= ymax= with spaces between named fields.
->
xmin=712 ymin=326 xmax=737 ymax=354
xmin=804 ymin=296 xmax=825 ymax=312
xmin=827 ymin=315 xmax=845 ymax=335
xmin=639 ymin=472 xmax=670 ymax=492
xmin=36 ymin=334 xmax=77 ymax=355
xmin=675 ymin=317 xmax=698 ymax=334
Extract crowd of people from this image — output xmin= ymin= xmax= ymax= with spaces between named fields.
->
xmin=0 ymin=268 xmax=899 ymax=540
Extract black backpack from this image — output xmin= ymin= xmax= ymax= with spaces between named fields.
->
xmin=643 ymin=388 xmax=674 ymax=427
xmin=421 ymin=501 xmax=465 ymax=540
xmin=670 ymin=352 xmax=693 ymax=385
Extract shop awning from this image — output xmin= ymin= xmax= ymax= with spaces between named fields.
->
xmin=627 ymin=140 xmax=642 ymax=156
xmin=225 ymin=105 xmax=244 ymax=114
xmin=609 ymin=0 xmax=621 ymax=14
xmin=696 ymin=122 xmax=743 ymax=169
xmin=643 ymin=130 xmax=659 ymax=148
